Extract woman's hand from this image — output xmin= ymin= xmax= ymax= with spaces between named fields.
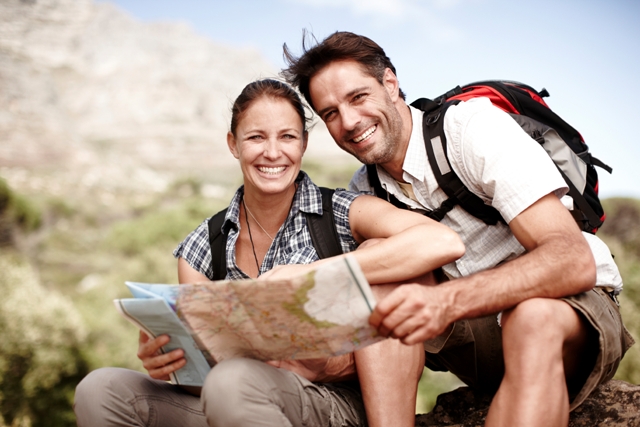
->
xmin=137 ymin=331 xmax=187 ymax=380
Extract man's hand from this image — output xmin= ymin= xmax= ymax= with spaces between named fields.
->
xmin=137 ymin=331 xmax=186 ymax=380
xmin=267 ymin=354 xmax=357 ymax=382
xmin=369 ymin=284 xmax=453 ymax=345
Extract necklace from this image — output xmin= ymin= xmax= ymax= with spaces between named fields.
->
xmin=243 ymin=199 xmax=274 ymax=240
xmin=242 ymin=199 xmax=261 ymax=274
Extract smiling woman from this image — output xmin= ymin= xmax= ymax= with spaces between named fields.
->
xmin=73 ymin=78 xmax=465 ymax=427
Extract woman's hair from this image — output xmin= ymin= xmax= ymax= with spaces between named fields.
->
xmin=281 ymin=31 xmax=406 ymax=110
xmin=230 ymin=79 xmax=310 ymax=136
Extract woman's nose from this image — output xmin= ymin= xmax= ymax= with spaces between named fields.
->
xmin=262 ymin=138 xmax=281 ymax=159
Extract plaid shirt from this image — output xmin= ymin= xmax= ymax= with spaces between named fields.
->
xmin=173 ymin=171 xmax=359 ymax=280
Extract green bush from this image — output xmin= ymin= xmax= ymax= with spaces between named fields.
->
xmin=600 ymin=198 xmax=640 ymax=384
xmin=104 ymin=198 xmax=224 ymax=256
xmin=0 ymin=251 xmax=89 ymax=427
xmin=0 ymin=178 xmax=41 ymax=234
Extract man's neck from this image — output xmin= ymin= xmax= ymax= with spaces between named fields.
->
xmin=379 ymin=103 xmax=412 ymax=182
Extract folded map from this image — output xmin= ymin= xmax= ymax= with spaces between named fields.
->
xmin=114 ymin=255 xmax=383 ymax=386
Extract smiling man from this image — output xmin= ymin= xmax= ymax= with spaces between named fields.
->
xmin=282 ymin=31 xmax=634 ymax=427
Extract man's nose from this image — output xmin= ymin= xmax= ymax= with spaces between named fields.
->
xmin=341 ymin=107 xmax=361 ymax=131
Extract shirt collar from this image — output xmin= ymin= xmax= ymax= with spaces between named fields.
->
xmin=222 ymin=171 xmax=321 ymax=234
xmin=401 ymin=105 xmax=428 ymax=181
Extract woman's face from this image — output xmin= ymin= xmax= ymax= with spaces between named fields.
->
xmin=228 ymin=96 xmax=307 ymax=198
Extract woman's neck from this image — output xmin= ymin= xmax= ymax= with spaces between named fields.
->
xmin=242 ymin=184 xmax=297 ymax=236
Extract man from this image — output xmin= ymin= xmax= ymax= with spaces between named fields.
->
xmin=282 ymin=31 xmax=634 ymax=426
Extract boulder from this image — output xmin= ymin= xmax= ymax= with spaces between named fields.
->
xmin=416 ymin=380 xmax=640 ymax=426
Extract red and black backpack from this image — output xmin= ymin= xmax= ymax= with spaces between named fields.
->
xmin=366 ymin=80 xmax=612 ymax=234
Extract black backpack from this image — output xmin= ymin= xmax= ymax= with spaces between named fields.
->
xmin=207 ymin=187 xmax=343 ymax=280
xmin=367 ymin=80 xmax=612 ymax=234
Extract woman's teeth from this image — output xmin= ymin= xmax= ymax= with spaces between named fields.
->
xmin=258 ymin=166 xmax=286 ymax=174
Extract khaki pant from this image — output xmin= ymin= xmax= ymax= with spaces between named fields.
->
xmin=423 ymin=287 xmax=635 ymax=410
xmin=74 ymin=359 xmax=366 ymax=427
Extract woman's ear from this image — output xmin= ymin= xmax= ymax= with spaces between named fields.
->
xmin=302 ymin=131 xmax=308 ymax=155
xmin=227 ymin=131 xmax=239 ymax=159
xmin=383 ymin=68 xmax=400 ymax=102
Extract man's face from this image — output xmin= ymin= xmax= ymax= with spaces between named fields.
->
xmin=308 ymin=60 xmax=404 ymax=165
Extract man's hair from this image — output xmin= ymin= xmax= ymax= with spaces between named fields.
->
xmin=281 ymin=31 xmax=406 ymax=111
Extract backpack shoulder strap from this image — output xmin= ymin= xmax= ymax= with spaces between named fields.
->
xmin=304 ymin=187 xmax=344 ymax=259
xmin=208 ymin=188 xmax=343 ymax=277
xmin=207 ymin=208 xmax=229 ymax=281
xmin=411 ymin=97 xmax=504 ymax=225
xmin=365 ymin=164 xmax=406 ymax=209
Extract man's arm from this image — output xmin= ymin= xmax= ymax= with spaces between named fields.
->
xmin=370 ymin=192 xmax=597 ymax=344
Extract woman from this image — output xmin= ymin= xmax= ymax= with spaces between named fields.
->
xmin=74 ymin=79 xmax=464 ymax=427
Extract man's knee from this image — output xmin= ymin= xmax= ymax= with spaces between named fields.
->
xmin=501 ymin=298 xmax=584 ymax=348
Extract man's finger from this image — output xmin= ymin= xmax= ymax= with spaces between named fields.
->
xmin=369 ymin=285 xmax=412 ymax=330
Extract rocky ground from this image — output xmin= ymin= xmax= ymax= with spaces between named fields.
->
xmin=416 ymin=380 xmax=640 ymax=426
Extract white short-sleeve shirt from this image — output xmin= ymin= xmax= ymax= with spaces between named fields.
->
xmin=349 ymin=98 xmax=622 ymax=292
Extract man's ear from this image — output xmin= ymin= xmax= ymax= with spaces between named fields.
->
xmin=227 ymin=132 xmax=239 ymax=159
xmin=383 ymin=68 xmax=400 ymax=102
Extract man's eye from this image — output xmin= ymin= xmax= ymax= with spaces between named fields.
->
xmin=323 ymin=111 xmax=335 ymax=121
xmin=353 ymin=93 xmax=366 ymax=102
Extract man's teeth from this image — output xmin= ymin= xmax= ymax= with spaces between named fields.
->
xmin=353 ymin=126 xmax=376 ymax=143
xmin=258 ymin=166 xmax=286 ymax=174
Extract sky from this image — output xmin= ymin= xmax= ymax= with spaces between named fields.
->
xmin=105 ymin=0 xmax=640 ymax=199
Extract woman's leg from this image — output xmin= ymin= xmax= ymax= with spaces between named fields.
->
xmin=201 ymin=358 xmax=366 ymax=427
xmin=74 ymin=367 xmax=207 ymax=427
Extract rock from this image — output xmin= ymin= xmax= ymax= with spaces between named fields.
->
xmin=415 ymin=380 xmax=640 ymax=427
xmin=0 ymin=0 xmax=352 ymax=201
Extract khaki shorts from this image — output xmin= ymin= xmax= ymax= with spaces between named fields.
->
xmin=423 ymin=287 xmax=635 ymax=410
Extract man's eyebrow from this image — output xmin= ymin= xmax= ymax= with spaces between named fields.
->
xmin=317 ymin=86 xmax=370 ymax=118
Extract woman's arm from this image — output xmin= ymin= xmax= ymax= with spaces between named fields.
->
xmin=260 ymin=195 xmax=464 ymax=285
xmin=347 ymin=195 xmax=464 ymax=285
xmin=178 ymin=257 xmax=210 ymax=284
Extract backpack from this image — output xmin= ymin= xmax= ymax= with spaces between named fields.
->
xmin=367 ymin=80 xmax=612 ymax=234
xmin=207 ymin=187 xmax=343 ymax=280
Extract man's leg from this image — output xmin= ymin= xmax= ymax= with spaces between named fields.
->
xmin=354 ymin=282 xmax=428 ymax=427
xmin=485 ymin=297 xmax=598 ymax=427
xmin=201 ymin=358 xmax=366 ymax=427
xmin=74 ymin=367 xmax=207 ymax=427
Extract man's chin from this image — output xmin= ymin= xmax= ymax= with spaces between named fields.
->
xmin=340 ymin=146 xmax=376 ymax=165
xmin=354 ymin=150 xmax=391 ymax=165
